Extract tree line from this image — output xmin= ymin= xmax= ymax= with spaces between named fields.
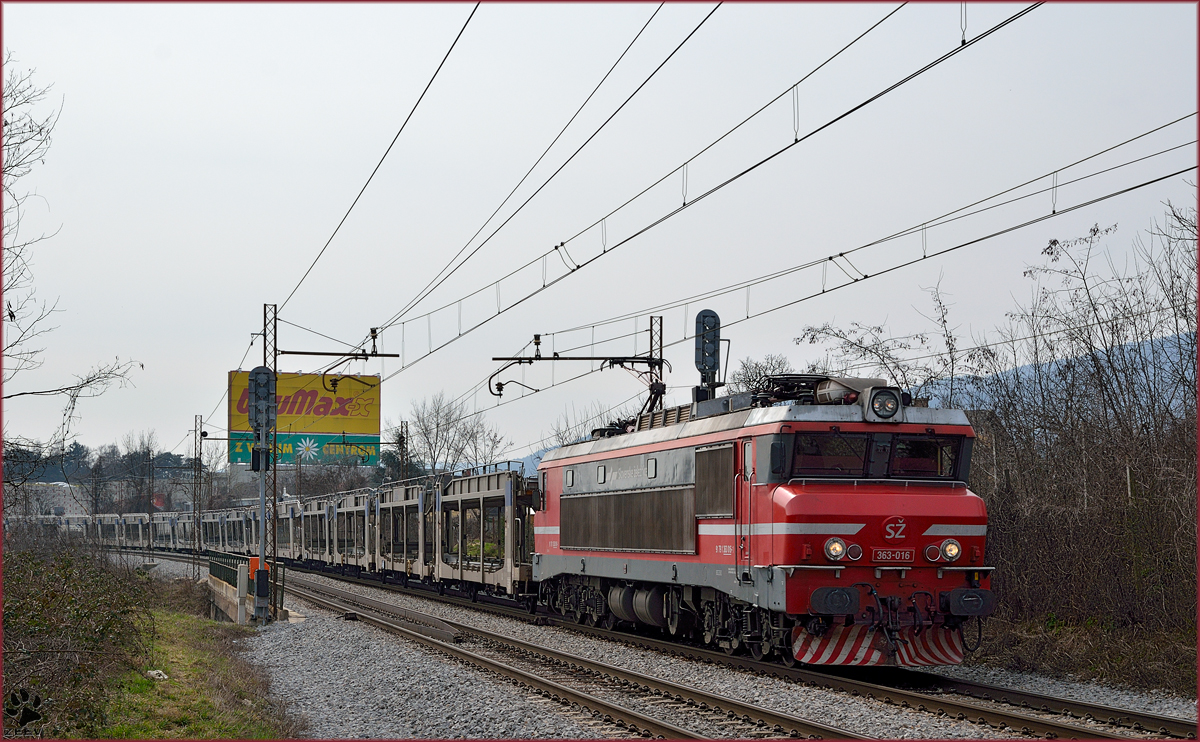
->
xmin=780 ymin=203 xmax=1196 ymax=636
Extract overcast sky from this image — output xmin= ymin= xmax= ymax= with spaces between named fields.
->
xmin=4 ymin=2 xmax=1196 ymax=461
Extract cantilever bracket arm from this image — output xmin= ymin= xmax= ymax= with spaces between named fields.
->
xmin=488 ymin=358 xmax=535 ymax=397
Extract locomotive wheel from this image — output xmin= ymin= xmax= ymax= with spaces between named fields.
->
xmin=602 ymin=612 xmax=619 ymax=630
xmin=749 ymin=640 xmax=769 ymax=662
xmin=584 ymin=612 xmax=598 ymax=627
xmin=778 ymin=650 xmax=798 ymax=668
xmin=701 ymin=603 xmax=719 ymax=645
xmin=722 ymin=637 xmax=741 ymax=656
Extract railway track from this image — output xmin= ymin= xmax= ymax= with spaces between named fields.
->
xmin=285 ymin=576 xmax=865 ymax=739
xmin=152 ymin=550 xmax=1196 ymax=739
xmin=557 ymin=619 xmax=1190 ymax=740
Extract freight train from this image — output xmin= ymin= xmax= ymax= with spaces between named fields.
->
xmin=22 ymin=373 xmax=994 ymax=668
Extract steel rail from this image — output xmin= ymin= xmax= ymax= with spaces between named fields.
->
xmin=284 ymin=582 xmax=705 ymax=740
xmin=289 ymin=576 xmax=870 ymax=740
xmin=889 ymin=669 xmax=1196 ymax=739
xmin=557 ymin=622 xmax=1146 ymax=740
xmin=157 ymin=550 xmax=1192 ymax=739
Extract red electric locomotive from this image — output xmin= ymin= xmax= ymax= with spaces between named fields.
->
xmin=533 ymin=374 xmax=994 ymax=667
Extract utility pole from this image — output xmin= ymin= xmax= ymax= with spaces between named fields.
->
xmin=147 ymin=449 xmax=155 ymax=559
xmin=648 ymin=315 xmax=664 ymax=413
xmin=398 ymin=420 xmax=409 ymax=480
xmin=264 ymin=303 xmax=279 ymax=619
xmin=192 ymin=414 xmax=203 ymax=580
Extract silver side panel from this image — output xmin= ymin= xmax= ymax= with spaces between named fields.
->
xmin=534 ymin=553 xmax=788 ymax=611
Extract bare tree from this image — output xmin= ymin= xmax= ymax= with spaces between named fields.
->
xmin=3 ymin=52 xmax=61 ymax=382
xmin=301 ymin=459 xmax=370 ymax=497
xmin=461 ymin=417 xmax=512 ymax=471
xmin=2 ymin=55 xmax=137 ymax=509
xmin=724 ymin=353 xmax=796 ymax=394
xmin=546 ymin=399 xmax=643 ymax=448
xmin=117 ymin=430 xmax=158 ymax=513
xmin=409 ymin=392 xmax=471 ymax=474
xmin=795 ymin=205 xmax=1197 ymax=639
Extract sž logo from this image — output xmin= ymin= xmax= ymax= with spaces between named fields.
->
xmin=881 ymin=515 xmax=906 ymax=542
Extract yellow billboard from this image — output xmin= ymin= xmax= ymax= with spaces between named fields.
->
xmin=227 ymin=372 xmax=381 ymax=466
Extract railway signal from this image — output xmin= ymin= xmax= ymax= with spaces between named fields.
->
xmin=247 ymin=364 xmax=275 ymax=623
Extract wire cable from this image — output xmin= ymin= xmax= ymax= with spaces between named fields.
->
xmin=386 ymin=4 xmax=666 ymax=330
xmin=376 ymin=2 xmax=898 ymax=335
xmin=432 ymin=165 xmax=1196 ymax=421
xmin=277 ymin=317 xmax=362 ymax=350
xmin=543 ymin=133 xmax=1197 ymax=344
xmin=376 ymin=3 xmax=722 ymax=333
xmin=369 ymin=2 xmax=1039 ymax=350
xmin=279 ymin=3 xmax=480 ymax=312
xmin=242 ymin=3 xmax=1060 ymax=441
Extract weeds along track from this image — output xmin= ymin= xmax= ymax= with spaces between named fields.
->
xmin=155 ymin=551 xmax=1195 ymax=740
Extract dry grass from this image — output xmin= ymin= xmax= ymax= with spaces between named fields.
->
xmin=96 ymin=599 xmax=307 ymax=739
xmin=967 ymin=616 xmax=1197 ymax=697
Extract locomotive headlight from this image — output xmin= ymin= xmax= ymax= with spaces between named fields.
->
xmin=824 ymin=537 xmax=846 ymax=561
xmin=941 ymin=539 xmax=962 ymax=562
xmin=871 ymin=390 xmax=901 ymax=419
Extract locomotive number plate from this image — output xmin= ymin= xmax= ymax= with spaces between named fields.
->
xmin=872 ymin=548 xmax=915 ymax=563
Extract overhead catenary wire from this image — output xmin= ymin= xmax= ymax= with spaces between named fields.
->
xmin=383 ymin=3 xmax=667 ymax=330
xmin=375 ymin=2 xmax=722 ymax=334
xmin=278 ymin=3 xmax=480 ymax=313
xmin=277 ymin=318 xmax=362 ymax=351
xmin=442 ymin=130 xmax=1197 ymax=418
xmin=218 ymin=162 xmax=1195 ymax=466
xmin=474 ymin=295 xmax=1195 ymax=463
xmin=542 ymin=132 xmax=1198 ymax=346
xmin=255 ymin=5 xmax=1080 ymax=441
xmin=374 ymin=1 xmax=900 ymax=336
xmin=336 ymin=2 xmax=1040 ymax=386
xmin=431 ymin=165 xmax=1196 ymax=425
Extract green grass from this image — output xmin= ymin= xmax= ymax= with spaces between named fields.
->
xmin=94 ymin=610 xmax=301 ymax=739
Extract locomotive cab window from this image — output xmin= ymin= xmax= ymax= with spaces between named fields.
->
xmin=791 ymin=433 xmax=966 ymax=480
xmin=564 ymin=469 xmax=574 ymax=487
xmin=596 ymin=465 xmax=606 ymax=484
xmin=793 ymin=433 xmax=870 ymax=476
xmin=891 ymin=435 xmax=961 ymax=478
xmin=646 ymin=458 xmax=657 ymax=479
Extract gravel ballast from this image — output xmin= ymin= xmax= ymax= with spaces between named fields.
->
xmin=289 ymin=574 xmax=1008 ymax=739
xmin=151 ymin=557 xmax=1198 ymax=737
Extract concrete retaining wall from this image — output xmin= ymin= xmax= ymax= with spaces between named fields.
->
xmin=208 ymin=563 xmax=248 ymax=624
